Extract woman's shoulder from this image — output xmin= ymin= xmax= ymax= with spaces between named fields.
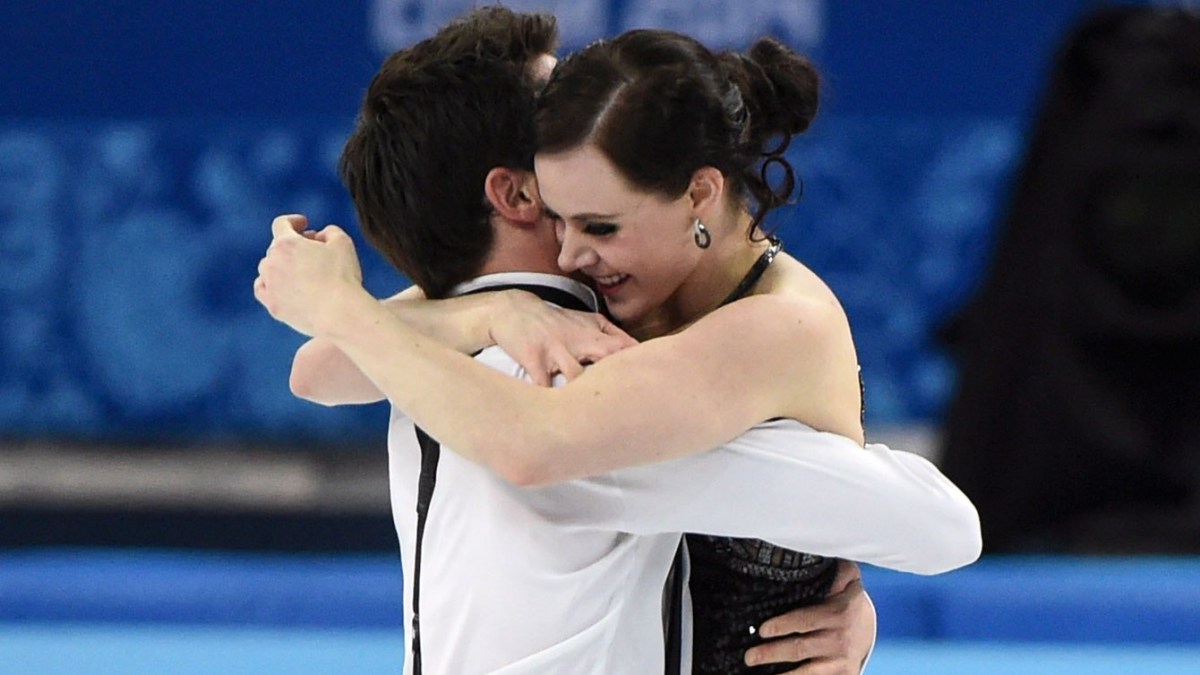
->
xmin=702 ymin=271 xmax=851 ymax=347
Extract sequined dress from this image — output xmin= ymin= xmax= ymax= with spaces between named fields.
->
xmin=687 ymin=536 xmax=838 ymax=673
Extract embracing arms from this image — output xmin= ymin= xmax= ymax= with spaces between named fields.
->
xmin=290 ymin=288 xmax=632 ymax=407
xmin=258 ymin=217 xmax=862 ymax=485
xmin=521 ymin=417 xmax=981 ymax=575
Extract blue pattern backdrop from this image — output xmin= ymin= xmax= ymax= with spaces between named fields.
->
xmin=0 ymin=1 xmax=1112 ymax=442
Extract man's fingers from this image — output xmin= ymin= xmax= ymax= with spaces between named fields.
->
xmin=833 ymin=578 xmax=864 ymax=603
xmin=775 ymin=659 xmax=846 ymax=675
xmin=760 ymin=579 xmax=861 ymax=639
xmin=745 ymin=631 xmax=846 ymax=669
xmin=271 ymin=214 xmax=307 ymax=239
xmin=745 ymin=632 xmax=817 ymax=667
xmin=759 ymin=606 xmax=823 ymax=639
xmin=829 ymin=560 xmax=863 ymax=595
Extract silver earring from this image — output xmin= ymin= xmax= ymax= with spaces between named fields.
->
xmin=693 ymin=218 xmax=711 ymax=249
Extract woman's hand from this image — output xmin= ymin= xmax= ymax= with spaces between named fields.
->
xmin=254 ymin=214 xmax=367 ymax=337
xmin=489 ymin=290 xmax=637 ymax=386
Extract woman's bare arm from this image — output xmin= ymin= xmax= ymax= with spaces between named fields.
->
xmin=290 ymin=285 xmax=634 ymax=405
xmin=322 ymin=288 xmax=858 ymax=485
xmin=258 ymin=222 xmax=859 ymax=485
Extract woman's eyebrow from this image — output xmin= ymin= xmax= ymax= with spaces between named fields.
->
xmin=557 ymin=210 xmax=621 ymax=221
xmin=542 ymin=198 xmax=619 ymax=222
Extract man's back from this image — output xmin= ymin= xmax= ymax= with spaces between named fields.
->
xmin=388 ymin=342 xmax=681 ymax=674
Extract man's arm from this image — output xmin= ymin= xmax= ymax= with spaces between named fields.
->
xmin=291 ymin=286 xmax=423 ymax=406
xmin=530 ymin=419 xmax=981 ymax=576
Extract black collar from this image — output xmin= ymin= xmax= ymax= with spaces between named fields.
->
xmin=460 ymin=282 xmax=593 ymax=313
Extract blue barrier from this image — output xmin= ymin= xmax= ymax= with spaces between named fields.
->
xmin=0 ymin=550 xmax=403 ymax=629
xmin=865 ymin=558 xmax=1200 ymax=644
xmin=4 ymin=550 xmax=1200 ymax=646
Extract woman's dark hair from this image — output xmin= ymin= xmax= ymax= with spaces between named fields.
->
xmin=535 ymin=30 xmax=819 ymax=237
xmin=339 ymin=7 xmax=558 ymax=298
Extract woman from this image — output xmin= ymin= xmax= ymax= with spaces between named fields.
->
xmin=528 ymin=32 xmax=863 ymax=674
xmin=257 ymin=28 xmax=977 ymax=672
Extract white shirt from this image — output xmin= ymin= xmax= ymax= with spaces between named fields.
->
xmin=388 ymin=273 xmax=979 ymax=675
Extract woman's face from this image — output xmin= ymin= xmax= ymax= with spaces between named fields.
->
xmin=534 ymin=144 xmax=700 ymax=328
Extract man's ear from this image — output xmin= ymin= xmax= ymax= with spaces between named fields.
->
xmin=484 ymin=167 xmax=542 ymax=225
xmin=687 ymin=166 xmax=726 ymax=218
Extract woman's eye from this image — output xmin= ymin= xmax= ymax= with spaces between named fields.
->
xmin=584 ymin=222 xmax=617 ymax=236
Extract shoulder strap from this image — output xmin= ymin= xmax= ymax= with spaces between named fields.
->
xmin=663 ymin=540 xmax=687 ymax=674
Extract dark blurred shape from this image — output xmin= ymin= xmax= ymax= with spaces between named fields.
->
xmin=939 ymin=6 xmax=1200 ymax=553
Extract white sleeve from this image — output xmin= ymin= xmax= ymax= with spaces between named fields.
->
xmin=859 ymin=591 xmax=876 ymax=673
xmin=533 ymin=419 xmax=980 ymax=576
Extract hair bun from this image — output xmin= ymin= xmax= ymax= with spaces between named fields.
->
xmin=743 ymin=37 xmax=820 ymax=136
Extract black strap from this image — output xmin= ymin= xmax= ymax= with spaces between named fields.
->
xmin=718 ymin=237 xmax=782 ymax=307
xmin=411 ymin=427 xmax=441 ymax=675
xmin=461 ymin=282 xmax=594 ymax=313
xmin=662 ymin=540 xmax=687 ymax=674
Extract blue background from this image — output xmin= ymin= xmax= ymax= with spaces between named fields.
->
xmin=0 ymin=1 xmax=1115 ymax=443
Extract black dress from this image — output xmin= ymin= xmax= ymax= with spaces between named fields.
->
xmin=687 ymin=536 xmax=838 ymax=673
xmin=683 ymin=237 xmax=857 ymax=673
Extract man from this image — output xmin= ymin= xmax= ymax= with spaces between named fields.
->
xmin=269 ymin=7 xmax=979 ymax=674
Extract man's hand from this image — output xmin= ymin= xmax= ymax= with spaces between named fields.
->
xmin=743 ymin=560 xmax=877 ymax=674
xmin=489 ymin=290 xmax=637 ymax=386
xmin=254 ymin=214 xmax=367 ymax=337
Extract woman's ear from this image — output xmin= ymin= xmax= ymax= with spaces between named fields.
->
xmin=484 ymin=167 xmax=542 ymax=225
xmin=687 ymin=166 xmax=726 ymax=218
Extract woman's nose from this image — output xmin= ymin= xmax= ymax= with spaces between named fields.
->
xmin=556 ymin=225 xmax=597 ymax=273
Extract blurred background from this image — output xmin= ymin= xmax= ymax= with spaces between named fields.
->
xmin=1 ymin=1 xmax=1199 ymax=673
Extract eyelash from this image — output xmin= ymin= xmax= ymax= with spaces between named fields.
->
xmin=583 ymin=223 xmax=617 ymax=236
xmin=547 ymin=211 xmax=617 ymax=237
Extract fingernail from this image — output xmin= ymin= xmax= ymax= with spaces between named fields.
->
xmin=756 ymin=623 xmax=773 ymax=638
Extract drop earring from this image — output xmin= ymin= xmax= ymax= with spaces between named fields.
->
xmin=693 ymin=218 xmax=711 ymax=249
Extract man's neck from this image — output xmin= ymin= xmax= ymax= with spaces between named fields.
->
xmin=477 ymin=246 xmax=565 ymax=279
xmin=478 ymin=215 xmax=566 ymax=278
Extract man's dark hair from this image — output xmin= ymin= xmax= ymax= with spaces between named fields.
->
xmin=340 ymin=7 xmax=558 ymax=297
